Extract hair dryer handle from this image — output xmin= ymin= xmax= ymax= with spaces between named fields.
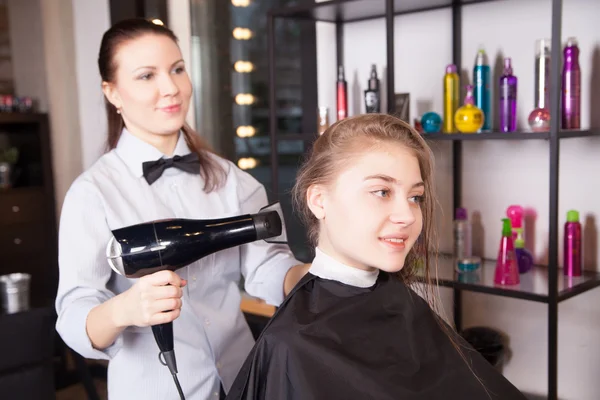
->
xmin=152 ymin=322 xmax=178 ymax=374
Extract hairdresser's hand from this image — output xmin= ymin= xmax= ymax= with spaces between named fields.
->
xmin=116 ymin=270 xmax=187 ymax=328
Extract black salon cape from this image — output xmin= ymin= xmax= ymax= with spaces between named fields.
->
xmin=226 ymin=272 xmax=527 ymax=400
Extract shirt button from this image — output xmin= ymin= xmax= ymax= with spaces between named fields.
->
xmin=205 ymin=318 xmax=210 ymax=326
xmin=216 ymin=362 xmax=222 ymax=369
xmin=214 ymin=392 xmax=219 ymax=397
xmin=192 ymin=275 xmax=197 ymax=281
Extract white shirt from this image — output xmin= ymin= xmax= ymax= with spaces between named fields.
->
xmin=309 ymin=247 xmax=379 ymax=288
xmin=55 ymin=129 xmax=300 ymax=400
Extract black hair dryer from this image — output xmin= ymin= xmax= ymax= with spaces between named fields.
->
xmin=105 ymin=203 xmax=287 ymax=399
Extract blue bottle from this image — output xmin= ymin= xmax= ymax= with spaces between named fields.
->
xmin=473 ymin=49 xmax=491 ymax=132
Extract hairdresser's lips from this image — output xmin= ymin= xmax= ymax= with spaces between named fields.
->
xmin=158 ymin=104 xmax=182 ymax=114
xmin=378 ymin=234 xmax=409 ymax=251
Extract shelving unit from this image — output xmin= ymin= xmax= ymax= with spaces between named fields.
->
xmin=0 ymin=112 xmax=58 ymax=307
xmin=266 ymin=0 xmax=600 ymax=399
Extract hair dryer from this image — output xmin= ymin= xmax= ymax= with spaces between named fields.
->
xmin=105 ymin=203 xmax=287 ymax=399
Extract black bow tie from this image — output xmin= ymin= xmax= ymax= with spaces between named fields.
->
xmin=142 ymin=153 xmax=200 ymax=185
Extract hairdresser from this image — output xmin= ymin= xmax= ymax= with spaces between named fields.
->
xmin=54 ymin=18 xmax=309 ymax=400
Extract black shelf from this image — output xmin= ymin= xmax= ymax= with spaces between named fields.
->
xmin=271 ymin=0 xmax=497 ymax=22
xmin=0 ymin=113 xmax=45 ymax=124
xmin=419 ymin=254 xmax=600 ymax=303
xmin=423 ymin=129 xmax=600 ymax=141
xmin=266 ymin=0 xmax=592 ymax=398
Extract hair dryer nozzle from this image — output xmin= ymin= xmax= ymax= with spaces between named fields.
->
xmin=256 ymin=202 xmax=288 ymax=244
xmin=252 ymin=211 xmax=282 ymax=239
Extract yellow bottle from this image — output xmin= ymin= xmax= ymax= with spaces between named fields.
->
xmin=443 ymin=64 xmax=460 ymax=133
xmin=454 ymin=84 xmax=485 ymax=133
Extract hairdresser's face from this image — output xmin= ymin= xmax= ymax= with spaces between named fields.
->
xmin=103 ymin=34 xmax=192 ymax=140
xmin=315 ymin=144 xmax=424 ymax=273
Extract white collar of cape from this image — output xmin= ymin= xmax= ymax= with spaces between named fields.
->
xmin=309 ymin=247 xmax=379 ymax=288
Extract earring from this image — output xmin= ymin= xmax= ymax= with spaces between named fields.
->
xmin=116 ymin=108 xmax=121 ymax=114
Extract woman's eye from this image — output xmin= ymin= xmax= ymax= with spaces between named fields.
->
xmin=410 ymin=195 xmax=424 ymax=204
xmin=372 ymin=189 xmax=390 ymax=198
xmin=139 ymin=73 xmax=153 ymax=80
xmin=173 ymin=66 xmax=185 ymax=74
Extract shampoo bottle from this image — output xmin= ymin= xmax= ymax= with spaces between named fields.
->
xmin=564 ymin=209 xmax=582 ymax=277
xmin=494 ymin=218 xmax=520 ymax=285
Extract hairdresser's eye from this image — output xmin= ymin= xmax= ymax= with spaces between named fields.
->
xmin=409 ymin=195 xmax=424 ymax=205
xmin=138 ymin=73 xmax=153 ymax=81
xmin=173 ymin=66 xmax=185 ymax=74
xmin=372 ymin=189 xmax=390 ymax=198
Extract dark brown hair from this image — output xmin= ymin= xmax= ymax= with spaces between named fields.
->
xmin=98 ymin=18 xmax=225 ymax=191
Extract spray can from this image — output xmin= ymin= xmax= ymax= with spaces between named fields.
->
xmin=564 ymin=210 xmax=582 ymax=277
xmin=561 ymin=37 xmax=581 ymax=130
xmin=499 ymin=58 xmax=518 ymax=132
xmin=534 ymin=38 xmax=551 ymax=110
xmin=443 ymin=64 xmax=460 ymax=133
xmin=473 ymin=49 xmax=491 ymax=132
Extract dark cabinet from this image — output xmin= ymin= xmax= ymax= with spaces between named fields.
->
xmin=0 ymin=113 xmax=57 ymax=308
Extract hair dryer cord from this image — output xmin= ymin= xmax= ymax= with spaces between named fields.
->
xmin=159 ymin=350 xmax=186 ymax=400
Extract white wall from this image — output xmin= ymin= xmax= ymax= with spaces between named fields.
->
xmin=316 ymin=0 xmax=600 ymax=399
xmin=72 ymin=0 xmax=111 ymax=170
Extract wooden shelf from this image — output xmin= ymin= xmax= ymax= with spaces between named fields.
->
xmin=240 ymin=292 xmax=276 ymax=318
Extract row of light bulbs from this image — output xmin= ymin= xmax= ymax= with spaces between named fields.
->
xmin=232 ymin=0 xmax=258 ymax=170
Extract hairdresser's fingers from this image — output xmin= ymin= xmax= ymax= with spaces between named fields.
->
xmin=150 ymin=308 xmax=182 ymax=325
xmin=149 ymin=285 xmax=183 ymax=301
xmin=151 ymin=298 xmax=183 ymax=314
xmin=145 ymin=270 xmax=184 ymax=287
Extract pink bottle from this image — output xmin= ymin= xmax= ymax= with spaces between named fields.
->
xmin=494 ymin=218 xmax=520 ymax=285
xmin=564 ymin=210 xmax=582 ymax=277
xmin=506 ymin=205 xmax=524 ymax=243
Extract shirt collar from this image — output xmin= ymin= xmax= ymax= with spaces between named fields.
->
xmin=115 ymin=128 xmax=192 ymax=178
xmin=309 ymin=247 xmax=379 ymax=288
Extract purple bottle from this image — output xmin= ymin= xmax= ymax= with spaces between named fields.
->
xmin=562 ymin=37 xmax=581 ymax=130
xmin=499 ymin=58 xmax=517 ymax=132
xmin=564 ymin=210 xmax=582 ymax=277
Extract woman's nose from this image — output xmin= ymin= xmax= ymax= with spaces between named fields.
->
xmin=389 ymin=200 xmax=416 ymax=226
xmin=159 ymin=75 xmax=179 ymax=96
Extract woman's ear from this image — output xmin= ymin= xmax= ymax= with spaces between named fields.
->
xmin=306 ymin=184 xmax=326 ymax=220
xmin=102 ymin=81 xmax=122 ymax=110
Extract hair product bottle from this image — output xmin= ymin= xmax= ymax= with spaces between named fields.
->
xmin=506 ymin=204 xmax=524 ymax=242
xmin=561 ymin=37 xmax=581 ymax=130
xmin=499 ymin=58 xmax=517 ymax=132
xmin=443 ymin=64 xmax=460 ymax=133
xmin=473 ymin=49 xmax=491 ymax=132
xmin=514 ymin=228 xmax=533 ymax=274
xmin=494 ymin=218 xmax=520 ymax=285
xmin=564 ymin=210 xmax=582 ymax=277
xmin=528 ymin=39 xmax=552 ymax=132
xmin=454 ymin=85 xmax=484 ymax=133
xmin=364 ymin=64 xmax=380 ymax=113
xmin=453 ymin=207 xmax=472 ymax=263
xmin=317 ymin=107 xmax=329 ymax=135
xmin=336 ymin=65 xmax=348 ymax=121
